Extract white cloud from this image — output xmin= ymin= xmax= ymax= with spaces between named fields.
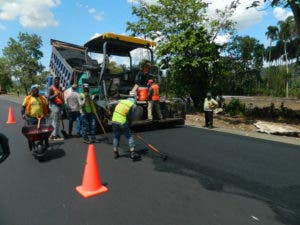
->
xmin=88 ymin=8 xmax=96 ymax=14
xmin=0 ymin=23 xmax=6 ymax=30
xmin=205 ymin=0 xmax=266 ymax=30
xmin=89 ymin=33 xmax=101 ymax=40
xmin=127 ymin=0 xmax=157 ymax=4
xmin=214 ymin=33 xmax=231 ymax=45
xmin=94 ymin=13 xmax=104 ymax=22
xmin=273 ymin=7 xmax=293 ymax=21
xmin=77 ymin=3 xmax=104 ymax=22
xmin=127 ymin=0 xmax=267 ymax=30
xmin=0 ymin=0 xmax=60 ymax=28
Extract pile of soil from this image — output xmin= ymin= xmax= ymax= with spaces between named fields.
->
xmin=186 ymin=113 xmax=300 ymax=134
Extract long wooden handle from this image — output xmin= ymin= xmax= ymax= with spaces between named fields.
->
xmin=37 ymin=117 xmax=41 ymax=129
xmin=136 ymin=134 xmax=161 ymax=155
xmin=94 ymin=111 xmax=107 ymax=136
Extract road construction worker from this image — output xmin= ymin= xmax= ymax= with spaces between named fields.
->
xmin=137 ymin=61 xmax=152 ymax=87
xmin=111 ymin=97 xmax=141 ymax=161
xmin=21 ymin=84 xmax=50 ymax=148
xmin=147 ymin=79 xmax=162 ymax=120
xmin=80 ymin=83 xmax=97 ymax=144
xmin=65 ymin=84 xmax=82 ymax=137
xmin=22 ymin=84 xmax=49 ymax=124
xmin=48 ymin=76 xmax=65 ymax=140
xmin=203 ymin=92 xmax=218 ymax=128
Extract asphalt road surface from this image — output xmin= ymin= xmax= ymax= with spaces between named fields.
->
xmin=0 ymin=98 xmax=299 ymax=225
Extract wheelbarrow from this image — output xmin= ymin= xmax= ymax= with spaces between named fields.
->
xmin=22 ymin=117 xmax=54 ymax=159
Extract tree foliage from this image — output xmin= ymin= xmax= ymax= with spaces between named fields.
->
xmin=126 ymin=0 xmax=234 ymax=107
xmin=249 ymin=0 xmax=300 ymax=37
xmin=2 ymin=32 xmax=44 ymax=93
xmin=0 ymin=57 xmax=12 ymax=90
xmin=223 ymin=35 xmax=265 ymax=95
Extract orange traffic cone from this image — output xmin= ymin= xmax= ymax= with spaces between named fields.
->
xmin=76 ymin=144 xmax=108 ymax=198
xmin=6 ymin=107 xmax=16 ymax=124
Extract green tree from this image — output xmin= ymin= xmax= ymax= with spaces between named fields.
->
xmin=127 ymin=0 xmax=233 ymax=107
xmin=265 ymin=25 xmax=279 ymax=64
xmin=108 ymin=61 xmax=123 ymax=74
xmin=2 ymin=32 xmax=44 ymax=93
xmin=224 ymin=36 xmax=265 ymax=95
xmin=249 ymin=1 xmax=300 ymax=37
xmin=0 ymin=57 xmax=12 ymax=91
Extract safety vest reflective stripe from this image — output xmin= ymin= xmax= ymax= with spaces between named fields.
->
xmin=151 ymin=84 xmax=160 ymax=101
xmin=25 ymin=95 xmax=49 ymax=116
xmin=112 ymin=100 xmax=134 ymax=124
xmin=51 ymin=85 xmax=64 ymax=105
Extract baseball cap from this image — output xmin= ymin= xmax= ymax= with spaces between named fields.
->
xmin=30 ymin=84 xmax=39 ymax=90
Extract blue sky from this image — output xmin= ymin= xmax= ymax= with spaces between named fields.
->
xmin=0 ymin=0 xmax=293 ymax=68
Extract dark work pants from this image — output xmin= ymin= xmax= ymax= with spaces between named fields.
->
xmin=204 ymin=111 xmax=213 ymax=127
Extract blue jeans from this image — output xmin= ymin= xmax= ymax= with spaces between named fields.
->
xmin=112 ymin=123 xmax=135 ymax=149
xmin=81 ymin=113 xmax=96 ymax=140
xmin=68 ymin=111 xmax=80 ymax=134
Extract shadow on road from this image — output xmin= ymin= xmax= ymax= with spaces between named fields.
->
xmin=39 ymin=142 xmax=66 ymax=163
xmin=147 ymin=152 xmax=300 ymax=225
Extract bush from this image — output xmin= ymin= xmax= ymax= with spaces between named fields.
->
xmin=224 ymin=98 xmax=245 ymax=116
xmin=244 ymin=102 xmax=300 ymax=121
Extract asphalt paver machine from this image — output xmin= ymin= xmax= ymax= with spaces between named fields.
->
xmin=49 ymin=33 xmax=186 ymax=131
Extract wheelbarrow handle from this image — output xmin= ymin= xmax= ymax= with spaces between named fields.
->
xmin=37 ymin=116 xmax=43 ymax=129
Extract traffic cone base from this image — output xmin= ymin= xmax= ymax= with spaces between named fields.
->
xmin=6 ymin=107 xmax=16 ymax=124
xmin=76 ymin=185 xmax=108 ymax=198
xmin=76 ymin=144 xmax=108 ymax=198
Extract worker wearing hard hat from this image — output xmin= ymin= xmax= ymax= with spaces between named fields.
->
xmin=80 ymin=83 xmax=97 ymax=144
xmin=203 ymin=92 xmax=218 ymax=128
xmin=147 ymin=79 xmax=162 ymax=120
xmin=111 ymin=95 xmax=141 ymax=161
xmin=65 ymin=84 xmax=82 ymax=137
xmin=22 ymin=84 xmax=50 ymax=150
xmin=22 ymin=84 xmax=49 ymax=124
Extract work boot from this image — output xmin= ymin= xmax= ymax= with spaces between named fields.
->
xmin=113 ymin=148 xmax=120 ymax=159
xmin=83 ymin=138 xmax=91 ymax=144
xmin=91 ymin=137 xmax=96 ymax=143
xmin=130 ymin=148 xmax=141 ymax=161
xmin=68 ymin=131 xmax=73 ymax=138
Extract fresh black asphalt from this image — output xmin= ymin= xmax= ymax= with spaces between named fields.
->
xmin=0 ymin=98 xmax=299 ymax=225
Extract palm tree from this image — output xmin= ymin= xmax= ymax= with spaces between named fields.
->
xmin=278 ymin=16 xmax=295 ymax=98
xmin=265 ymin=26 xmax=278 ymax=65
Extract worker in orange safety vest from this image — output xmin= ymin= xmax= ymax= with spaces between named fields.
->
xmin=147 ymin=79 xmax=163 ymax=120
xmin=48 ymin=76 xmax=65 ymax=140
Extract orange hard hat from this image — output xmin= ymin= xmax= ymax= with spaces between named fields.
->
xmin=147 ymin=79 xmax=154 ymax=85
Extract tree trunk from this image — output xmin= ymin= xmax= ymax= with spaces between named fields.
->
xmin=289 ymin=1 xmax=300 ymax=38
xmin=284 ymin=40 xmax=289 ymax=98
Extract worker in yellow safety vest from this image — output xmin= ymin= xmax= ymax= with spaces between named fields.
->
xmin=22 ymin=84 xmax=50 ymax=149
xmin=111 ymin=97 xmax=141 ymax=161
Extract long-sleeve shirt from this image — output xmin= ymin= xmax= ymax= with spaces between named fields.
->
xmin=65 ymin=90 xmax=82 ymax=112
